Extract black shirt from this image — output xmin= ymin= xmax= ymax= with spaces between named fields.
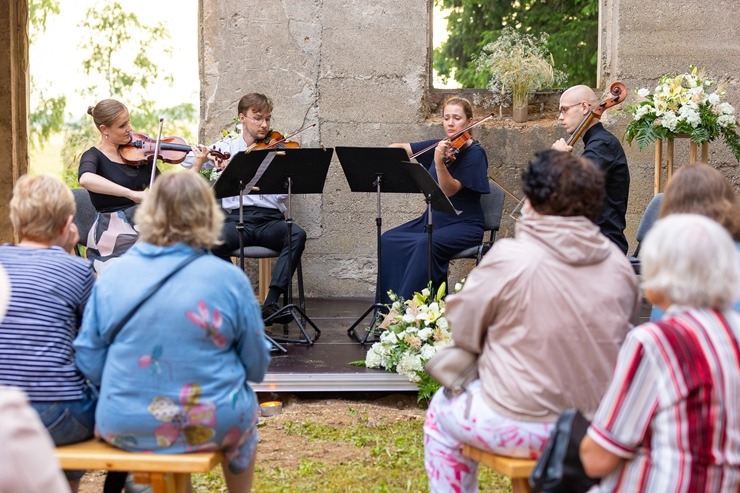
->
xmin=581 ymin=122 xmax=630 ymax=254
xmin=78 ymin=147 xmax=156 ymax=212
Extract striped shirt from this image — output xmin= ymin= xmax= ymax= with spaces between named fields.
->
xmin=589 ymin=308 xmax=740 ymax=492
xmin=0 ymin=245 xmax=94 ymax=401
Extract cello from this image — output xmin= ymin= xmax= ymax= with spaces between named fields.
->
xmin=566 ymin=81 xmax=627 ymax=145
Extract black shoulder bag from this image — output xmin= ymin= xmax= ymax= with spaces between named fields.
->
xmin=529 ymin=408 xmax=600 ymax=493
xmin=107 ymin=251 xmax=206 ymax=342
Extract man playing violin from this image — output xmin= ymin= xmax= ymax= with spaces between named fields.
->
xmin=183 ymin=92 xmax=306 ymax=325
xmin=552 ymin=85 xmax=630 ymax=254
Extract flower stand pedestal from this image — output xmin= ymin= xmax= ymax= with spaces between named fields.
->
xmin=654 ymin=136 xmax=709 ymax=195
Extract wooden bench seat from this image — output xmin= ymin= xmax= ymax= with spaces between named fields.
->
xmin=461 ymin=444 xmax=536 ymax=493
xmin=55 ymin=438 xmax=223 ymax=493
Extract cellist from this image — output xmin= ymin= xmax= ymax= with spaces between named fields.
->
xmin=552 ymin=85 xmax=630 ymax=254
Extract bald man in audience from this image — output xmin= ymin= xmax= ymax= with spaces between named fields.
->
xmin=552 ymin=85 xmax=630 ymax=254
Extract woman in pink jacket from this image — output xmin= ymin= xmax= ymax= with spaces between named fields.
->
xmin=424 ymin=150 xmax=639 ymax=493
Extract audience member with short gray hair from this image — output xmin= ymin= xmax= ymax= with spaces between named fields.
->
xmin=581 ymin=213 xmax=740 ymax=492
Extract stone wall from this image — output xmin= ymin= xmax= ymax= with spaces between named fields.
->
xmin=1 ymin=1 xmax=737 ymax=294
xmin=198 ymin=0 xmax=740 ymax=298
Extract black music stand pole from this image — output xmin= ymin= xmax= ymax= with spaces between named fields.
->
xmin=224 ymin=148 xmax=333 ymax=345
xmin=213 ymin=154 xmax=288 ymax=353
xmin=404 ymin=161 xmax=460 ymax=292
xmin=335 ymin=147 xmax=420 ymax=344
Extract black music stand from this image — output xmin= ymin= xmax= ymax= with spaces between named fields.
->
xmin=212 ymin=151 xmax=289 ymax=353
xmin=220 ymin=147 xmax=332 ymax=345
xmin=404 ymin=161 xmax=459 ymax=282
xmin=335 ymin=146 xmax=420 ymax=344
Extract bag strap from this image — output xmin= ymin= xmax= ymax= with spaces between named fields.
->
xmin=107 ymin=250 xmax=206 ymax=342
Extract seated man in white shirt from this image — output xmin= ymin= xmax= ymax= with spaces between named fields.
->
xmin=184 ymin=93 xmax=306 ymax=324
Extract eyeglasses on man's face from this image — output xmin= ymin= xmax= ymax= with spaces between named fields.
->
xmin=246 ymin=114 xmax=272 ymax=125
xmin=558 ymin=102 xmax=584 ymax=115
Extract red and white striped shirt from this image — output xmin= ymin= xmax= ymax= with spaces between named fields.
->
xmin=588 ymin=308 xmax=740 ymax=492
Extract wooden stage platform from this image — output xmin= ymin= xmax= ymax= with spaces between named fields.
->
xmin=254 ymin=296 xmax=652 ymax=394
xmin=253 ymin=298 xmax=417 ymax=394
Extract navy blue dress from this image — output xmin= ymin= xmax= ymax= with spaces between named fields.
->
xmin=377 ymin=139 xmax=489 ymax=305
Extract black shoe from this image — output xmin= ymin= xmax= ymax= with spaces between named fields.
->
xmin=262 ymin=302 xmax=292 ymax=325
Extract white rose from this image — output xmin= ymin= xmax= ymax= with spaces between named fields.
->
xmin=660 ymin=111 xmax=679 ymax=132
xmin=365 ymin=347 xmax=383 ymax=368
xmin=718 ymin=102 xmax=735 ymax=115
xmin=637 ymin=88 xmax=650 ymax=98
xmin=718 ymin=114 xmax=736 ymax=128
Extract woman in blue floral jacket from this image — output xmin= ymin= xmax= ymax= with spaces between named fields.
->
xmin=75 ymin=171 xmax=271 ymax=492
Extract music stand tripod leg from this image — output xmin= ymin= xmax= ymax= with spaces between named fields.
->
xmin=261 ymin=176 xmax=321 ymax=345
xmin=265 ymin=333 xmax=288 ymax=353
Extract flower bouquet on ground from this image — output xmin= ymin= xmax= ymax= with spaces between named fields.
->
xmin=352 ymin=281 xmax=465 ymax=402
xmin=624 ymin=66 xmax=740 ymax=161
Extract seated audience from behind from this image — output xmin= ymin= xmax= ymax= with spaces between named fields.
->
xmin=0 ymin=175 xmax=95 ymax=492
xmin=423 ymin=150 xmax=639 ymax=493
xmin=650 ymin=163 xmax=740 ymax=320
xmin=580 ymin=213 xmax=740 ymax=492
xmin=74 ymin=171 xmax=271 ymax=493
xmin=0 ymin=269 xmax=70 ymax=493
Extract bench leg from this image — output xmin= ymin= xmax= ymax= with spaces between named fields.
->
xmin=511 ymin=477 xmax=531 ymax=493
xmin=146 ymin=472 xmax=189 ymax=493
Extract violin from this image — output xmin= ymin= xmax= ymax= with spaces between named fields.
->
xmin=409 ymin=113 xmax=495 ymax=165
xmin=444 ymin=131 xmax=472 ymax=165
xmin=119 ymin=132 xmax=230 ymax=166
xmin=566 ymin=81 xmax=628 ymax=145
xmin=245 ymin=123 xmax=316 ymax=153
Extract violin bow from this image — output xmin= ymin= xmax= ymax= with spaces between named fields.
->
xmin=409 ymin=113 xmax=495 ymax=160
xmin=149 ymin=118 xmax=165 ymax=188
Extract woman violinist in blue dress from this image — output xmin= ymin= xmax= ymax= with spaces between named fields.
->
xmin=379 ymin=96 xmax=489 ymax=305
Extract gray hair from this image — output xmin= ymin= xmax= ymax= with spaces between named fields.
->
xmin=641 ymin=213 xmax=740 ymax=310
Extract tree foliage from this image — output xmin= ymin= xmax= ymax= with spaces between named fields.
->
xmin=28 ymin=0 xmax=65 ymax=149
xmin=434 ymin=0 xmax=598 ymax=88
xmin=28 ymin=0 xmax=197 ymax=184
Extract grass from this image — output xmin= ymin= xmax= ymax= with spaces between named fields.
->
xmin=191 ymin=407 xmax=513 ymax=493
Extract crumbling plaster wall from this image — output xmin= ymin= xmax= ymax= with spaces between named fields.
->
xmin=199 ymin=0 xmax=739 ymax=298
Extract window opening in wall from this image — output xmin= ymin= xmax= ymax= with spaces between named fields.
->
xmin=432 ymin=0 xmax=599 ymax=90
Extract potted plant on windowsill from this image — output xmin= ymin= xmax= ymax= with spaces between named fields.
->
xmin=475 ymin=27 xmax=566 ymax=123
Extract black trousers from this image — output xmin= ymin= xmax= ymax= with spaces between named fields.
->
xmin=212 ymin=206 xmax=306 ymax=294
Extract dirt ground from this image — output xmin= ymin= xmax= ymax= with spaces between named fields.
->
xmin=78 ymin=393 xmax=425 ymax=493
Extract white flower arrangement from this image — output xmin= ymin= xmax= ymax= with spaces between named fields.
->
xmin=625 ymin=66 xmax=740 ymax=161
xmin=355 ymin=281 xmax=464 ymax=401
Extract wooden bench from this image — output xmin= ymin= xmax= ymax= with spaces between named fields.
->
xmin=55 ymin=438 xmax=223 ymax=493
xmin=461 ymin=444 xmax=536 ymax=493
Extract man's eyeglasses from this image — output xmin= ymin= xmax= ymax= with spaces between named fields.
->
xmin=247 ymin=115 xmax=272 ymax=125
xmin=559 ymin=102 xmax=584 ymax=115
